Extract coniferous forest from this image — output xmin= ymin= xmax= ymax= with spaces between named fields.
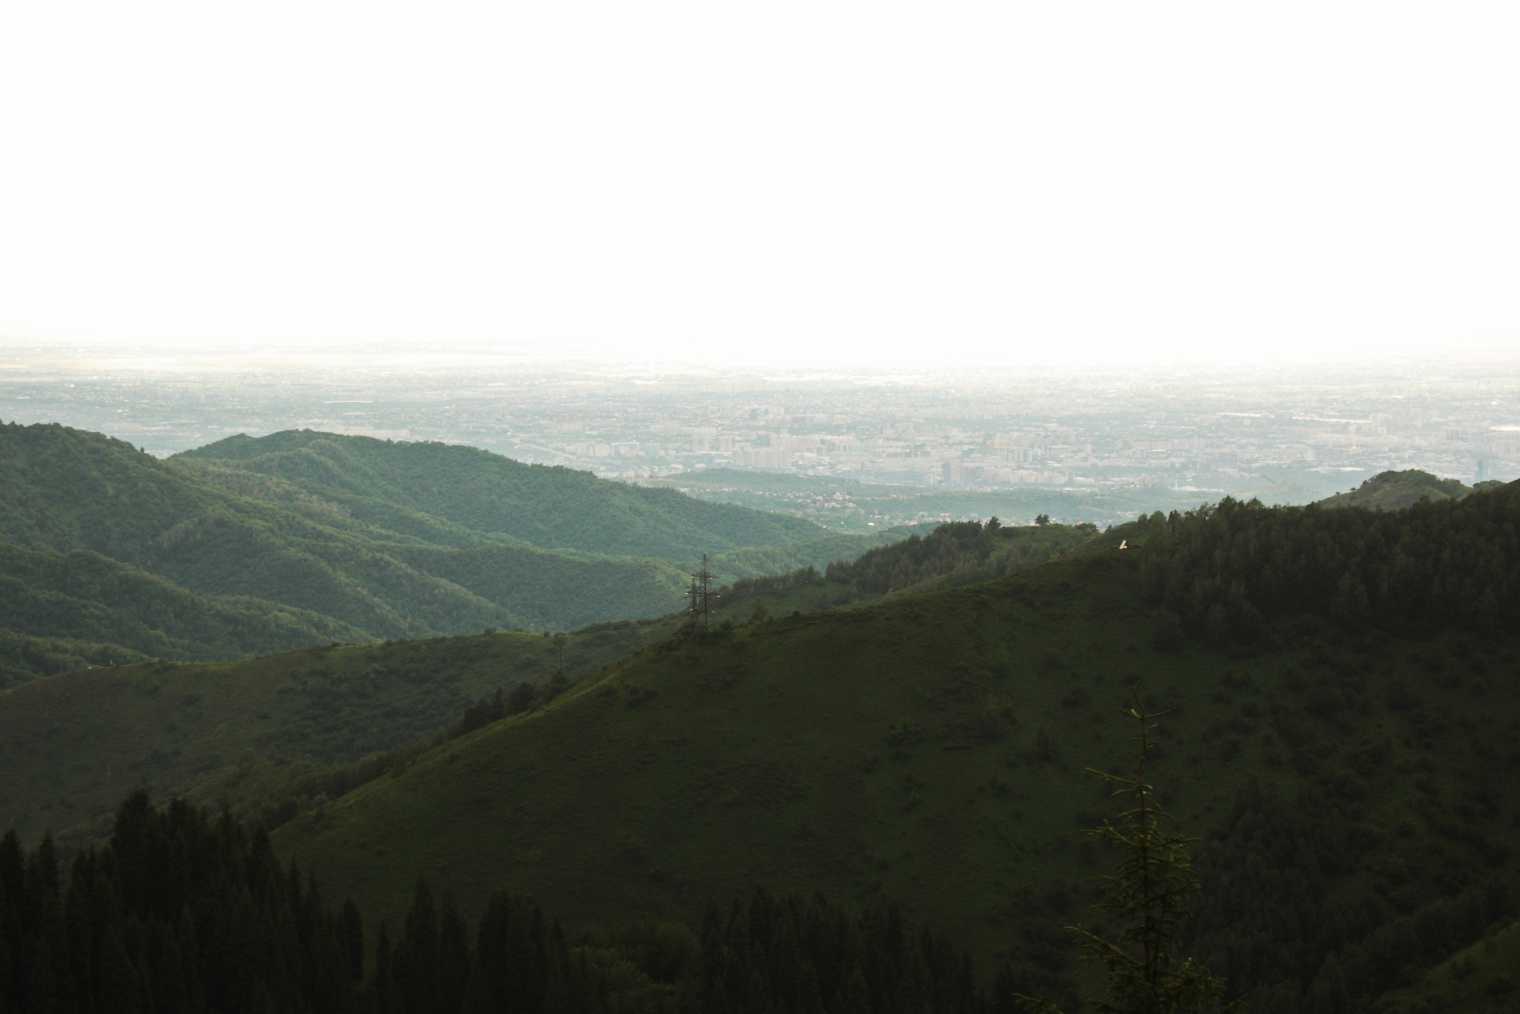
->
xmin=0 ymin=793 xmax=984 ymax=1014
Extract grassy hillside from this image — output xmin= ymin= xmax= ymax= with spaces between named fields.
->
xmin=272 ymin=547 xmax=1520 ymax=1008
xmin=0 ymin=618 xmax=677 ymax=844
xmin=177 ymin=429 xmax=827 ymax=557
xmin=1318 ymin=468 xmax=1475 ymax=510
xmin=1376 ymin=916 xmax=1520 ymax=1011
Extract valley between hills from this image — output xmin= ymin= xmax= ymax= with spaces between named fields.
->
xmin=2 ymin=421 xmax=1518 ymax=1013
xmin=0 ymin=421 xmax=906 ymax=686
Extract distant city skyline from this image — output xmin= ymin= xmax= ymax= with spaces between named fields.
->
xmin=5 ymin=345 xmax=1517 ymax=533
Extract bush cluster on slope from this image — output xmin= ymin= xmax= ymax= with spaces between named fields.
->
xmin=0 ymin=630 xmax=153 ymax=689
xmin=718 ymin=519 xmax=1095 ymax=613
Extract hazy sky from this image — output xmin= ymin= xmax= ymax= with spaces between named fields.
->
xmin=2 ymin=3 xmax=1517 ymax=365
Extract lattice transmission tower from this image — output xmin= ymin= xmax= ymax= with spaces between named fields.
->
xmin=689 ymin=554 xmax=716 ymax=626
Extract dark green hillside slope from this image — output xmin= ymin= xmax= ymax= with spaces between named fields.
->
xmin=0 ymin=542 xmax=366 ymax=667
xmin=177 ymin=429 xmax=827 ymax=557
xmin=714 ymin=519 xmax=1100 ymax=618
xmin=0 ymin=629 xmax=153 ymax=688
xmin=0 ymin=422 xmax=521 ymax=635
xmin=392 ymin=544 xmax=687 ymax=630
xmin=0 ymin=618 xmax=676 ymax=843
xmin=274 ymin=549 xmax=1520 ymax=1008
xmin=706 ymin=527 xmax=914 ymax=584
xmin=1318 ymin=468 xmax=1474 ymax=510
xmin=1374 ymin=917 xmax=1520 ymax=1013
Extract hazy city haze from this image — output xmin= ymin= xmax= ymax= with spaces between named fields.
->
xmin=5 ymin=342 xmax=1518 ymax=526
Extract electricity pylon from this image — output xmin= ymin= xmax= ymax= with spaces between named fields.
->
xmin=689 ymin=554 xmax=716 ymax=626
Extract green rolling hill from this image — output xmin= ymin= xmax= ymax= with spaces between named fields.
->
xmin=1316 ymin=468 xmax=1484 ymax=511
xmin=0 ymin=421 xmax=879 ymax=677
xmin=174 ymin=429 xmax=825 ymax=557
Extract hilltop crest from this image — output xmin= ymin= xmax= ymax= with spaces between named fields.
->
xmin=1316 ymin=468 xmax=1481 ymax=510
xmin=175 ymin=428 xmax=826 ymax=557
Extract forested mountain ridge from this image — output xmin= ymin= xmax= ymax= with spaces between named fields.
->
xmin=0 ymin=422 xmax=226 ymax=559
xmin=1144 ymin=477 xmax=1520 ymax=641
xmin=0 ymin=540 xmax=365 ymax=682
xmin=0 ymin=421 xmax=857 ymax=671
xmin=175 ymin=429 xmax=826 ymax=557
xmin=0 ymin=422 xmax=551 ymax=636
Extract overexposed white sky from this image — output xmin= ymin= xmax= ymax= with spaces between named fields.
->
xmin=2 ymin=3 xmax=1517 ymax=365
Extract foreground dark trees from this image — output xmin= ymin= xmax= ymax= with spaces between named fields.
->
xmin=0 ymin=793 xmax=362 ymax=1014
xmin=0 ymin=792 xmax=985 ymax=1014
